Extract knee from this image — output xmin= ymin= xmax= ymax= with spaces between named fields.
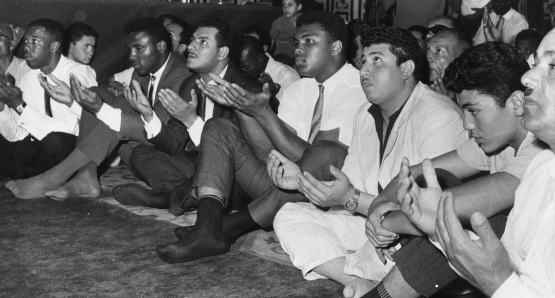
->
xmin=203 ymin=118 xmax=234 ymax=139
xmin=40 ymin=133 xmax=76 ymax=155
xmin=129 ymin=145 xmax=157 ymax=176
xmin=273 ymin=202 xmax=305 ymax=241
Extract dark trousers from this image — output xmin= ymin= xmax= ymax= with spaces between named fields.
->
xmin=174 ymin=118 xmax=348 ymax=227
xmin=394 ymin=211 xmax=508 ymax=297
xmin=0 ymin=132 xmax=77 ymax=179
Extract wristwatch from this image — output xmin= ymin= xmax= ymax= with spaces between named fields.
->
xmin=344 ymin=187 xmax=360 ymax=211
xmin=15 ymin=102 xmax=26 ymax=115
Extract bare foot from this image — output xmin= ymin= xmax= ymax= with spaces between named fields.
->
xmin=45 ymin=162 xmax=101 ymax=201
xmin=6 ymin=175 xmax=62 ymax=199
xmin=343 ymin=278 xmax=378 ymax=298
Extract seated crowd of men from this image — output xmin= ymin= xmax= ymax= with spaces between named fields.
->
xmin=0 ymin=0 xmax=554 ymax=296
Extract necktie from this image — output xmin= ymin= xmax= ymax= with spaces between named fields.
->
xmin=308 ymin=84 xmax=324 ymax=144
xmin=199 ymin=92 xmax=206 ymax=121
xmin=496 ymin=16 xmax=504 ymax=28
xmin=44 ymin=90 xmax=52 ymax=117
xmin=147 ymin=75 xmax=156 ymax=107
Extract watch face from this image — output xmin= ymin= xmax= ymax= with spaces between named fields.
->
xmin=346 ymin=201 xmax=357 ymax=211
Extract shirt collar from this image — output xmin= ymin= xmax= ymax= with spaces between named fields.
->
xmin=493 ymin=7 xmax=515 ymax=21
xmin=44 ymin=54 xmax=68 ymax=77
xmin=265 ymin=53 xmax=276 ymax=72
xmin=150 ymin=53 xmax=171 ymax=80
xmin=320 ymin=63 xmax=351 ymax=94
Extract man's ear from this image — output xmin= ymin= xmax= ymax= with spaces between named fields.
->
xmin=508 ymin=90 xmax=525 ymax=117
xmin=297 ymin=4 xmax=302 ymax=11
xmin=400 ymin=60 xmax=415 ymax=80
xmin=178 ymin=44 xmax=188 ymax=55
xmin=157 ymin=41 xmax=167 ymax=54
xmin=50 ymin=41 xmax=60 ymax=53
xmin=218 ymin=46 xmax=229 ymax=61
xmin=331 ymin=40 xmax=342 ymax=56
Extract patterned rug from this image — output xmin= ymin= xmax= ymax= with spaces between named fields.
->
xmin=98 ymin=166 xmax=292 ymax=266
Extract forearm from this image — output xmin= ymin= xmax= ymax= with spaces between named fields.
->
xmin=254 ymin=108 xmax=310 ymax=162
xmin=236 ymin=110 xmax=275 ymax=162
xmin=382 ymin=211 xmax=425 ymax=236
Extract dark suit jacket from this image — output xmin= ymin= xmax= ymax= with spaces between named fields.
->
xmin=149 ymin=61 xmax=262 ymax=155
xmin=92 ymin=53 xmax=191 ymax=143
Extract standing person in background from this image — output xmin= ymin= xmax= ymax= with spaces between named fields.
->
xmin=270 ymin=0 xmax=302 ymax=61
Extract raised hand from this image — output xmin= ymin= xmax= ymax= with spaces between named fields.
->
xmin=365 ymin=201 xmax=400 ymax=248
xmin=297 ymin=165 xmax=353 ymax=208
xmin=106 ymin=80 xmax=125 ymax=97
xmin=483 ymin=7 xmax=504 ymax=42
xmin=398 ymin=158 xmax=442 ymax=239
xmin=259 ymin=72 xmax=281 ymax=98
xmin=70 ymin=74 xmax=102 ymax=114
xmin=196 ymin=77 xmax=229 ymax=107
xmin=158 ymin=88 xmax=199 ymax=128
xmin=208 ymin=72 xmax=272 ymax=117
xmin=0 ymin=72 xmax=23 ymax=110
xmin=436 ymin=192 xmax=512 ymax=296
xmin=39 ymin=73 xmax=73 ymax=107
xmin=266 ymin=150 xmax=302 ymax=191
xmin=430 ymin=78 xmax=456 ymax=102
xmin=123 ymin=80 xmax=153 ymax=122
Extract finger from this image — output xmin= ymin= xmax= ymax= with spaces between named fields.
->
xmin=47 ymin=73 xmax=63 ymax=86
xmin=442 ymin=191 xmax=467 ymax=241
xmin=383 ymin=248 xmax=395 ymax=262
xmin=400 ymin=189 xmax=415 ymax=218
xmin=375 ymin=249 xmax=387 ymax=265
xmin=470 ymin=211 xmax=497 ymax=248
xmin=302 ymin=171 xmax=330 ymax=197
xmin=329 ymin=164 xmax=349 ymax=182
xmin=436 ymin=191 xmax=452 ymax=248
xmin=208 ymin=72 xmax=231 ymax=87
xmin=131 ymin=80 xmax=147 ymax=100
xmin=422 ymin=159 xmax=441 ymax=189
xmin=269 ymin=150 xmax=291 ymax=164
xmin=297 ymin=178 xmax=323 ymax=205
xmin=71 ymin=75 xmax=85 ymax=101
xmin=298 ymin=173 xmax=326 ymax=199
xmin=190 ymin=89 xmax=198 ymax=106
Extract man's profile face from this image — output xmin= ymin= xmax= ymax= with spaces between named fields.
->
xmin=166 ymin=23 xmax=184 ymax=54
xmin=23 ymin=26 xmax=53 ymax=70
xmin=239 ymin=49 xmax=264 ymax=79
xmin=359 ymin=43 xmax=405 ymax=106
xmin=294 ymin=23 xmax=334 ymax=78
xmin=515 ymin=38 xmax=538 ymax=61
xmin=187 ymin=26 xmax=221 ymax=74
xmin=520 ymin=31 xmax=555 ymax=136
xmin=426 ymin=31 xmax=458 ymax=82
xmin=68 ymin=35 xmax=96 ymax=65
xmin=457 ymin=90 xmax=514 ymax=154
xmin=126 ymin=31 xmax=162 ymax=76
xmin=492 ymin=0 xmax=511 ymax=16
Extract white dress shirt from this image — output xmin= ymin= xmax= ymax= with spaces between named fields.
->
xmin=97 ymin=54 xmax=172 ymax=132
xmin=277 ymin=63 xmax=367 ymax=146
xmin=264 ymin=53 xmax=300 ymax=100
xmin=5 ymin=56 xmax=31 ymax=86
xmin=143 ymin=65 xmax=228 ymax=147
xmin=491 ymin=149 xmax=555 ymax=297
xmin=112 ymin=67 xmax=134 ymax=85
xmin=0 ymin=55 xmax=97 ymax=141
xmin=473 ymin=8 xmax=529 ymax=46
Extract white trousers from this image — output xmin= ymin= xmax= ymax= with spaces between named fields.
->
xmin=274 ymin=202 xmax=395 ymax=281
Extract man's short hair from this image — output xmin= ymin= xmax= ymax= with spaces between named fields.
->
xmin=361 ymin=26 xmax=425 ymax=81
xmin=407 ymin=25 xmax=427 ymax=37
xmin=444 ymin=42 xmax=530 ymax=108
xmin=242 ymin=25 xmax=271 ymax=50
xmin=233 ymin=35 xmax=265 ymax=63
xmin=515 ymin=29 xmax=543 ymax=46
xmin=296 ymin=10 xmax=349 ymax=54
xmin=157 ymin=14 xmax=179 ymax=24
xmin=197 ymin=17 xmax=233 ymax=50
xmin=170 ymin=19 xmax=194 ymax=46
xmin=293 ymin=0 xmax=303 ymax=5
xmin=28 ymin=18 xmax=65 ymax=49
xmin=434 ymin=28 xmax=471 ymax=55
xmin=64 ymin=22 xmax=99 ymax=55
xmin=124 ymin=17 xmax=172 ymax=52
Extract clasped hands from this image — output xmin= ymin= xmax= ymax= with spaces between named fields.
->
xmin=0 ymin=72 xmax=22 ymax=110
xmin=482 ymin=6 xmax=504 ymax=42
xmin=196 ymin=72 xmax=275 ymax=118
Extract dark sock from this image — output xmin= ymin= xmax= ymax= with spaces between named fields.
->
xmin=113 ymin=184 xmax=171 ymax=208
xmin=222 ymin=208 xmax=261 ymax=243
xmin=156 ymin=196 xmax=229 ymax=263
xmin=361 ymin=282 xmax=392 ymax=298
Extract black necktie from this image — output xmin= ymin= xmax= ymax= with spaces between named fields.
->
xmin=147 ymin=75 xmax=156 ymax=107
xmin=308 ymin=84 xmax=324 ymax=143
xmin=200 ymin=93 xmax=206 ymax=121
xmin=44 ymin=90 xmax=52 ymax=117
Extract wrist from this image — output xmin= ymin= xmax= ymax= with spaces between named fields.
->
xmin=253 ymin=104 xmax=272 ymax=120
xmin=183 ymin=114 xmax=198 ymax=129
xmin=144 ymin=112 xmax=154 ymax=123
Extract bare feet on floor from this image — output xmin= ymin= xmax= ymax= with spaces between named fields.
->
xmin=343 ymin=278 xmax=378 ymax=298
xmin=5 ymin=175 xmax=63 ymax=200
xmin=45 ymin=162 xmax=101 ymax=201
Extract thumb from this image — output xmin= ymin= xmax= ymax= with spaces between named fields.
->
xmin=131 ymin=80 xmax=143 ymax=95
xmin=190 ymin=89 xmax=198 ymax=106
xmin=262 ymin=82 xmax=272 ymax=96
xmin=470 ymin=212 xmax=497 ymax=247
xmin=269 ymin=149 xmax=290 ymax=164
xmin=47 ymin=73 xmax=63 ymax=85
xmin=330 ymin=164 xmax=348 ymax=182
xmin=422 ymin=159 xmax=441 ymax=189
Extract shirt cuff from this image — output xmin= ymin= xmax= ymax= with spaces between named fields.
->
xmin=0 ymin=105 xmax=11 ymax=120
xmin=187 ymin=116 xmax=205 ymax=146
xmin=96 ymin=103 xmax=122 ymax=132
xmin=142 ymin=112 xmax=162 ymax=139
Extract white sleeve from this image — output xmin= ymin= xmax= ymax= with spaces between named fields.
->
xmin=187 ymin=116 xmax=206 ymax=146
xmin=492 ymin=273 xmax=555 ymax=298
xmin=142 ymin=112 xmax=162 ymax=139
xmin=96 ymin=103 xmax=122 ymax=132
xmin=0 ymin=105 xmax=28 ymax=141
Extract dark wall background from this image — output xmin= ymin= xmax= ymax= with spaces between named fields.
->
xmin=1 ymin=0 xmax=281 ymax=80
